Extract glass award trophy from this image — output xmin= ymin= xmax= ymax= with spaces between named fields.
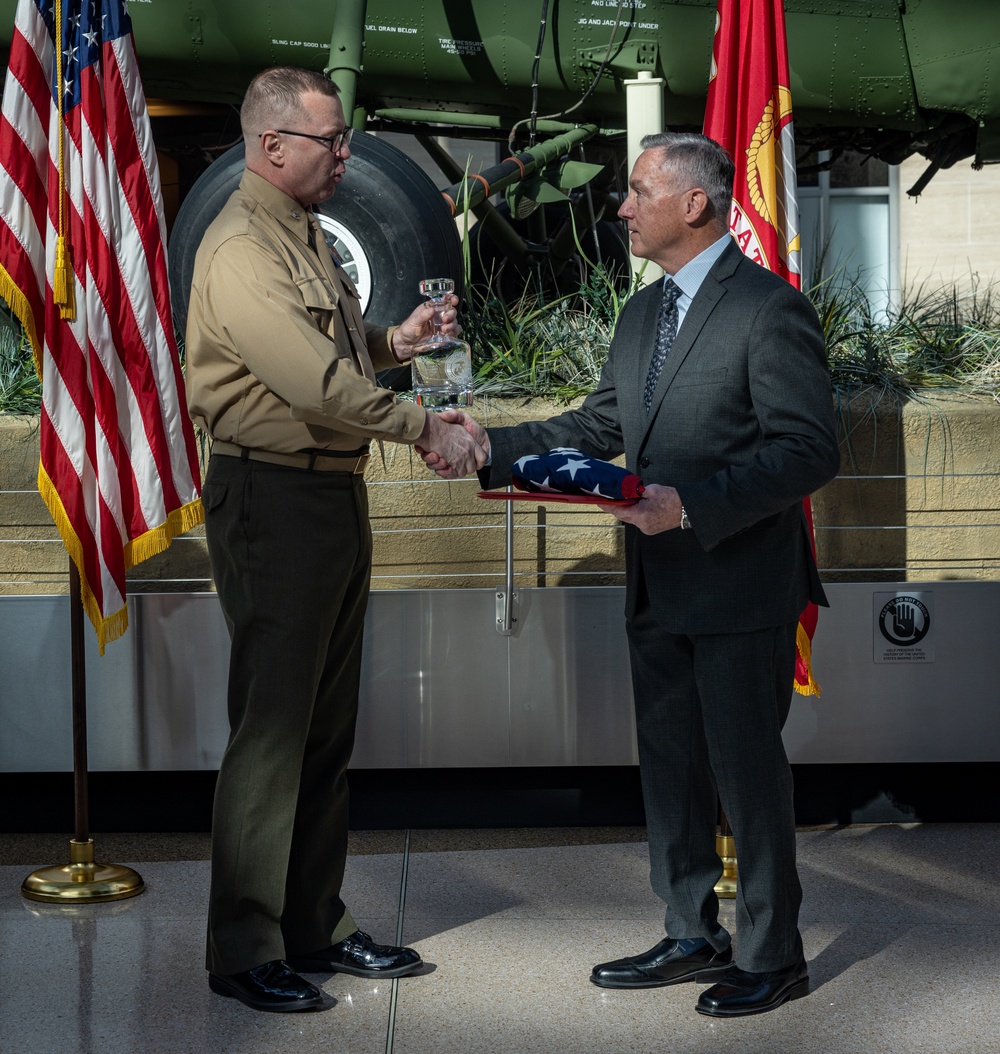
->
xmin=410 ymin=278 xmax=473 ymax=410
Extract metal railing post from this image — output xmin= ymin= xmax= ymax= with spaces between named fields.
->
xmin=495 ymin=486 xmax=519 ymax=635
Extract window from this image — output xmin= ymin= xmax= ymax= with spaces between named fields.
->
xmin=798 ymin=149 xmax=899 ymax=319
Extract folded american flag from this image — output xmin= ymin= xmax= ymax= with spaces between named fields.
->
xmin=512 ymin=449 xmax=645 ymax=501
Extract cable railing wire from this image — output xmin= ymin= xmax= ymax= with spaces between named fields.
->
xmin=3 ymin=466 xmax=1000 ymax=590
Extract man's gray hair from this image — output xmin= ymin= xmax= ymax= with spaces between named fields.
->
xmin=639 ymin=132 xmax=735 ymax=223
xmin=241 ymin=67 xmax=340 ymax=139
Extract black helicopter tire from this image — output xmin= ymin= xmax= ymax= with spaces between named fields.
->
xmin=168 ymin=134 xmax=464 ymax=390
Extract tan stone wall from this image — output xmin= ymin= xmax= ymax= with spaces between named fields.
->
xmin=898 ymin=156 xmax=1000 ymax=294
xmin=0 ymin=414 xmax=212 ymax=594
xmin=812 ymin=391 xmax=1000 ymax=581
xmin=0 ymin=399 xmax=626 ymax=595
xmin=4 ymin=393 xmax=999 ymax=592
xmin=366 ymin=398 xmax=624 ymax=589
xmin=0 ymin=415 xmax=57 ymax=591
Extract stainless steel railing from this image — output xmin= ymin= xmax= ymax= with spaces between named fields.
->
xmin=3 ymin=465 xmax=1000 ymax=590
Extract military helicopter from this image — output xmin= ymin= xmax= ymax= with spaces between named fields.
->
xmin=2 ymin=0 xmax=997 ymax=330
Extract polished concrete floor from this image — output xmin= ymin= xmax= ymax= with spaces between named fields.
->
xmin=1 ymin=823 xmax=997 ymax=1054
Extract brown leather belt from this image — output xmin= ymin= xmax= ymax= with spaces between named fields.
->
xmin=212 ymin=440 xmax=370 ymax=474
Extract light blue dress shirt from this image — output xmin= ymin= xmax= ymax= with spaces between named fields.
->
xmin=667 ymin=233 xmax=732 ymax=333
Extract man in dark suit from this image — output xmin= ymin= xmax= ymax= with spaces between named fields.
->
xmin=423 ymin=132 xmax=839 ymax=1017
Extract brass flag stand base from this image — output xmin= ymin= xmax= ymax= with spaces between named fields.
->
xmin=714 ymin=832 xmax=737 ymax=899
xmin=20 ymin=562 xmax=146 ymax=906
xmin=714 ymin=804 xmax=737 ymax=899
xmin=22 ymin=838 xmax=144 ymax=903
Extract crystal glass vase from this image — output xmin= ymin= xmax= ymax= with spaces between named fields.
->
xmin=410 ymin=278 xmax=473 ymax=410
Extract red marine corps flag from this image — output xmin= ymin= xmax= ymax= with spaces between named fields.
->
xmin=0 ymin=0 xmax=203 ymax=653
xmin=703 ymin=0 xmax=822 ymax=695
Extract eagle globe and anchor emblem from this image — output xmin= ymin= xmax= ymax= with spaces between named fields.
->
xmin=728 ymin=83 xmax=801 ymax=280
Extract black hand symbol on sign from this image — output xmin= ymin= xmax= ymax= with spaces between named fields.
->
xmin=893 ymin=602 xmax=916 ymax=638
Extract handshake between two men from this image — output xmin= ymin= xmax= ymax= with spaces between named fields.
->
xmin=417 ymin=411 xmax=687 ymax=537
xmin=413 ymin=408 xmax=490 ymax=480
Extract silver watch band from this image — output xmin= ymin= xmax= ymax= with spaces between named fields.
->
xmin=679 ymin=505 xmax=691 ymax=530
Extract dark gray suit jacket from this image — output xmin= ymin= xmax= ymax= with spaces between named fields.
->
xmin=481 ymin=239 xmax=840 ymax=635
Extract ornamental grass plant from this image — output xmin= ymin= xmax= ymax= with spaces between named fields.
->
xmin=2 ymin=273 xmax=1000 ymax=413
xmin=465 ymin=262 xmax=637 ymax=403
xmin=0 ymin=303 xmax=40 ymax=415
xmin=464 ymin=269 xmax=1000 ymax=408
xmin=816 ymin=273 xmax=1000 ymax=406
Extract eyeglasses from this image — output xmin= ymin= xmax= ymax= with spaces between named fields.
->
xmin=261 ymin=127 xmax=355 ymax=154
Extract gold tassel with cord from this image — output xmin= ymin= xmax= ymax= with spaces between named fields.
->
xmin=52 ymin=0 xmax=75 ymax=321
xmin=53 ymin=235 xmax=75 ymax=320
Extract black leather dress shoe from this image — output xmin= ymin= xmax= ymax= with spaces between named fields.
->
xmin=289 ymin=930 xmax=422 ymax=978
xmin=696 ymin=959 xmax=809 ymax=1017
xmin=591 ymin=938 xmax=733 ymax=989
xmin=208 ymin=960 xmax=323 ymax=1012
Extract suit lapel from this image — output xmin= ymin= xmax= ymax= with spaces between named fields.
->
xmin=641 ymin=242 xmax=742 ymax=435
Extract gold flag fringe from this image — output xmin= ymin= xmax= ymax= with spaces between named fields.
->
xmin=38 ymin=462 xmax=204 ymax=655
xmin=124 ymin=498 xmax=205 ymax=567
xmin=0 ymin=264 xmax=42 ymax=378
xmin=793 ymin=620 xmax=821 ymax=697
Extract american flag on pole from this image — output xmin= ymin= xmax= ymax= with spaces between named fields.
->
xmin=703 ymin=0 xmax=822 ymax=695
xmin=0 ymin=0 xmax=203 ymax=653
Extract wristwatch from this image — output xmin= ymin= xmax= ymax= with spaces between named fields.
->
xmin=679 ymin=505 xmax=692 ymax=530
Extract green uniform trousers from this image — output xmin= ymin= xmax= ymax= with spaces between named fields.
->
xmin=202 ymin=453 xmax=369 ymax=975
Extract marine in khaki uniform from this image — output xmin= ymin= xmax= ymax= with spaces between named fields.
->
xmin=185 ymin=66 xmax=485 ymax=1013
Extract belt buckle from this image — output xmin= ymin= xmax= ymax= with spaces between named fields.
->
xmin=353 ymin=453 xmax=369 ymax=475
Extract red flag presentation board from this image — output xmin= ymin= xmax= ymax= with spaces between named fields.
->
xmin=703 ymin=0 xmax=821 ymax=695
xmin=0 ymin=0 xmax=203 ymax=652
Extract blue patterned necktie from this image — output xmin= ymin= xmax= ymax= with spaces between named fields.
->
xmin=643 ymin=278 xmax=681 ymax=413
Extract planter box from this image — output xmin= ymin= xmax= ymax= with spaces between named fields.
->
xmin=0 ymin=397 xmax=624 ymax=594
xmin=0 ymin=414 xmax=211 ymax=593
xmin=812 ymin=390 xmax=1000 ymax=581
xmin=366 ymin=397 xmax=623 ymax=589
xmin=3 ymin=391 xmax=999 ymax=593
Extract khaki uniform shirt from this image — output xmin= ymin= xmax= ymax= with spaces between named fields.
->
xmin=185 ymin=169 xmax=426 ymax=454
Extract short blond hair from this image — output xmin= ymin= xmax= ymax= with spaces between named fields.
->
xmin=240 ymin=67 xmax=340 ymax=139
